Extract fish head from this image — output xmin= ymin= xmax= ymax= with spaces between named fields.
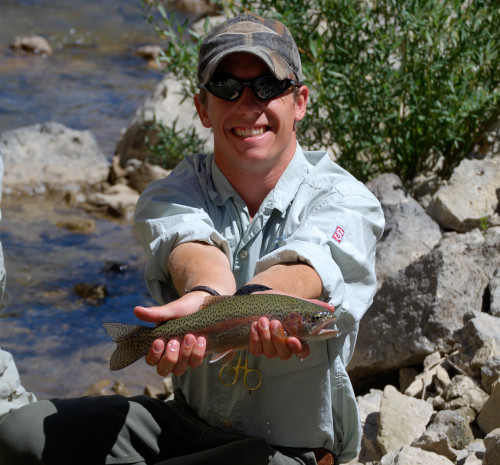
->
xmin=281 ymin=305 xmax=337 ymax=341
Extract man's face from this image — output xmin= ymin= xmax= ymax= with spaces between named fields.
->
xmin=195 ymin=52 xmax=308 ymax=176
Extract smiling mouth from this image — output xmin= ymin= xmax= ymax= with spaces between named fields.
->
xmin=232 ymin=126 xmax=268 ymax=138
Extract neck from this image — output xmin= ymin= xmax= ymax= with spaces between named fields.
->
xmin=216 ymin=159 xmax=290 ymax=217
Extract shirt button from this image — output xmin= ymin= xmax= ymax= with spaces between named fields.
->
xmin=239 ymin=250 xmax=249 ymax=260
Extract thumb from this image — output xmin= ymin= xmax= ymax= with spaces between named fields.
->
xmin=133 ymin=304 xmax=176 ymax=323
xmin=134 ymin=293 xmax=206 ymax=323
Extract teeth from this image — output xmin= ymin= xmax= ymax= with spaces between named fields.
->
xmin=234 ymin=127 xmax=265 ymax=137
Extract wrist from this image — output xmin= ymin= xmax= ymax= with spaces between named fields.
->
xmin=184 ymin=285 xmax=220 ymax=296
xmin=234 ymin=284 xmax=272 ymax=296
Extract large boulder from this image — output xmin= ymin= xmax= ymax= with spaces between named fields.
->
xmin=0 ymin=122 xmax=108 ymax=195
xmin=427 ymin=158 xmax=500 ymax=232
xmin=349 ymin=227 xmax=500 ymax=387
xmin=367 ymin=173 xmax=442 ymax=288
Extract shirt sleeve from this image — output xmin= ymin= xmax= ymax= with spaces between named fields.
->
xmin=255 ymin=165 xmax=384 ymax=334
xmin=134 ymin=157 xmax=231 ymax=304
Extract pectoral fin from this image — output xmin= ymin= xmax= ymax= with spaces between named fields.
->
xmin=209 ymin=349 xmax=237 ymax=364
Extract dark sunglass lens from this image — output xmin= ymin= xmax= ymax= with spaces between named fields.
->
xmin=254 ymin=77 xmax=289 ymax=99
xmin=208 ymin=78 xmax=241 ymax=100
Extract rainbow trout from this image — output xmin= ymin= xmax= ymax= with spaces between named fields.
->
xmin=103 ymin=294 xmax=337 ymax=371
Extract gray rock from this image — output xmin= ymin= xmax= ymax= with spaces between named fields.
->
xmin=470 ymin=338 xmax=500 ymax=380
xmin=367 ymin=173 xmax=442 ymax=289
xmin=439 ymin=375 xmax=489 ymax=413
xmin=356 ymin=389 xmax=383 ymax=463
xmin=1 ymin=122 xmax=108 ymax=195
xmin=86 ymin=184 xmax=140 ymax=220
xmin=376 ymin=385 xmax=434 ymax=455
xmin=411 ymin=430 xmax=457 ymax=462
xmin=379 ymin=445 xmax=454 ymax=465
xmin=482 ymin=355 xmax=500 ymax=394
xmin=350 ymin=229 xmax=493 ymax=384
xmin=483 ymin=428 xmax=500 ymax=465
xmin=427 ymin=157 xmax=500 ymax=232
xmin=489 ymin=266 xmax=500 ymax=317
xmin=477 ymin=382 xmax=500 ymax=434
xmin=455 ymin=311 xmax=500 ymax=377
xmin=10 ymin=35 xmax=52 ymax=55
xmin=426 ymin=407 xmax=475 ymax=450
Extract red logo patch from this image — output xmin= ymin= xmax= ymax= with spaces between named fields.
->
xmin=333 ymin=226 xmax=345 ymax=243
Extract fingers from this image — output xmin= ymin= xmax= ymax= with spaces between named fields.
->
xmin=145 ymin=335 xmax=207 ymax=377
xmin=134 ymin=292 xmax=210 ymax=324
xmin=249 ymin=317 xmax=309 ymax=361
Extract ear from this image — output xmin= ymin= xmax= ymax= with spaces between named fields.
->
xmin=293 ymin=85 xmax=309 ymax=123
xmin=194 ymin=94 xmax=213 ymax=129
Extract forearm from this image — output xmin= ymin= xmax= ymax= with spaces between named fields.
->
xmin=167 ymin=241 xmax=236 ymax=296
xmin=248 ymin=262 xmax=323 ymax=300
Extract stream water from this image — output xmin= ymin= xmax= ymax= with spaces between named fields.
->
xmin=0 ymin=0 xmax=184 ymax=399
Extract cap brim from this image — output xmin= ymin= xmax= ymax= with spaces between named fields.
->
xmin=200 ymin=46 xmax=292 ymax=83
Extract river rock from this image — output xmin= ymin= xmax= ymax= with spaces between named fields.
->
xmin=123 ymin=158 xmax=170 ymax=194
xmin=10 ymin=35 xmax=52 ymax=55
xmin=134 ymin=44 xmax=164 ymax=69
xmin=376 ymin=385 xmax=434 ymax=455
xmin=114 ymin=75 xmax=212 ymax=167
xmin=0 ymin=122 xmax=109 ymax=195
xmin=366 ymin=173 xmax=442 ymax=289
xmin=379 ymin=445 xmax=454 ymax=465
xmin=56 ymin=218 xmax=96 ymax=234
xmin=427 ymin=157 xmax=500 ymax=232
xmin=86 ymin=183 xmax=140 ymax=220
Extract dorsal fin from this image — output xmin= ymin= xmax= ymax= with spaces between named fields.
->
xmin=199 ymin=295 xmax=231 ymax=310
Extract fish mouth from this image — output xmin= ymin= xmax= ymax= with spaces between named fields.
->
xmin=301 ymin=316 xmax=338 ymax=341
xmin=303 ymin=327 xmax=338 ymax=341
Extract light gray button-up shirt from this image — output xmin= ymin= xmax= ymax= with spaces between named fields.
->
xmin=134 ymin=143 xmax=384 ymax=462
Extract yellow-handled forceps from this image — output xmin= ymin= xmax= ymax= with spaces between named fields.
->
xmin=219 ymin=351 xmax=263 ymax=393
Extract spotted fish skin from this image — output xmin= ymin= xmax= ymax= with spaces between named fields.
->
xmin=103 ymin=294 xmax=337 ymax=371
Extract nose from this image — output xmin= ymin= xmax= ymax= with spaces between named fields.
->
xmin=235 ymin=85 xmax=261 ymax=112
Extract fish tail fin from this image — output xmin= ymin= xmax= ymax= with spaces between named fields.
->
xmin=103 ymin=322 xmax=153 ymax=371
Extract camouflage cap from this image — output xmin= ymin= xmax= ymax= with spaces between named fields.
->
xmin=197 ymin=13 xmax=303 ymax=83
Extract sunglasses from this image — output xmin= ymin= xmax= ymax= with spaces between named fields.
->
xmin=199 ymin=75 xmax=303 ymax=101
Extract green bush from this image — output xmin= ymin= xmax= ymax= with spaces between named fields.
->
xmin=143 ymin=0 xmax=499 ymax=182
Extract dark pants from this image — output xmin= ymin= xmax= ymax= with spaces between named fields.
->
xmin=0 ymin=392 xmax=320 ymax=465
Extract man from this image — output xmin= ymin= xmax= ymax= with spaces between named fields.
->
xmin=0 ymin=154 xmax=38 ymax=421
xmin=0 ymin=13 xmax=384 ymax=465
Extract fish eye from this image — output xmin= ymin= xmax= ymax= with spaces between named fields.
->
xmin=312 ymin=312 xmax=323 ymax=322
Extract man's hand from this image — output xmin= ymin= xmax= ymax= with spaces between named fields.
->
xmin=249 ymin=317 xmax=310 ymax=360
xmin=248 ymin=294 xmax=334 ymax=361
xmin=134 ymin=292 xmax=209 ymax=377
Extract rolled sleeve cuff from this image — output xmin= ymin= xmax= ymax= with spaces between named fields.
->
xmin=255 ymin=240 xmax=344 ymax=306
xmin=143 ymin=221 xmax=231 ymax=304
